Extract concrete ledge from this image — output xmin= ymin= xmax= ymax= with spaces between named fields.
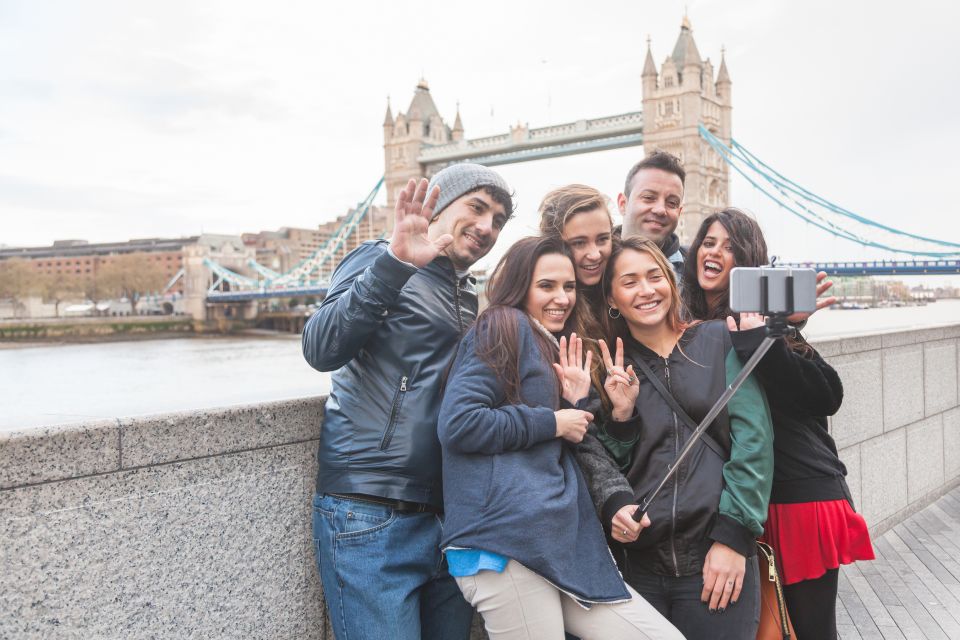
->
xmin=2 ymin=322 xmax=959 ymax=639
xmin=0 ymin=420 xmax=121 ymax=489
xmin=120 ymin=396 xmax=324 ymax=468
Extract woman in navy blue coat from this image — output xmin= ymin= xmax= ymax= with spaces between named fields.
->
xmin=438 ymin=236 xmax=681 ymax=640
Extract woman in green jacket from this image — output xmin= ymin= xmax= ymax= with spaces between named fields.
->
xmin=577 ymin=236 xmax=774 ymax=640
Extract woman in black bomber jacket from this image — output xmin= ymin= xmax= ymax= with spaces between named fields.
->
xmin=681 ymin=208 xmax=875 ymax=640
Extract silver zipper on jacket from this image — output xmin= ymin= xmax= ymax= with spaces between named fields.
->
xmin=665 ymin=357 xmax=681 ymax=578
xmin=452 ymin=274 xmax=466 ymax=336
xmin=379 ymin=375 xmax=408 ymax=451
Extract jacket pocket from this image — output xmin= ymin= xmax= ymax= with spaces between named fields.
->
xmin=378 ymin=375 xmax=408 ymax=450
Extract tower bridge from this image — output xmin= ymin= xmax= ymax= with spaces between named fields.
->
xmin=383 ymin=17 xmax=731 ymax=242
xmin=190 ymin=17 xmax=958 ymax=319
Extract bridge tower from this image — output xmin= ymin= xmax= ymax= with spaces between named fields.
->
xmin=383 ymin=79 xmax=458 ymax=211
xmin=642 ymin=16 xmax=732 ymax=243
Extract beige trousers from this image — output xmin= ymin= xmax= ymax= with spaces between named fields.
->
xmin=455 ymin=560 xmax=684 ymax=640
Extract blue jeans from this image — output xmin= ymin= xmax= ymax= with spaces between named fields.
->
xmin=622 ymin=556 xmax=760 ymax=640
xmin=311 ymin=493 xmax=473 ymax=640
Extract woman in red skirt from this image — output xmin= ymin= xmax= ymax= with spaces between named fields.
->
xmin=680 ymin=208 xmax=875 ymax=639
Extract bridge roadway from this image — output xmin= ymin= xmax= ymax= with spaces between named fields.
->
xmin=838 ymin=485 xmax=960 ymax=639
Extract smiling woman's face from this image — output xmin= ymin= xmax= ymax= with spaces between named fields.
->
xmin=607 ymin=249 xmax=673 ymax=330
xmin=523 ymin=253 xmax=577 ymax=332
xmin=696 ymin=221 xmax=736 ymax=296
xmin=561 ymin=207 xmax=612 ymax=286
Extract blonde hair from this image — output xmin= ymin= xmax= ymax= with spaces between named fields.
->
xmin=538 ymin=184 xmax=612 ymax=238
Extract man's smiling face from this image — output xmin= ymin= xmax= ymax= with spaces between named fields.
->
xmin=431 ymin=189 xmax=507 ymax=270
xmin=618 ymin=167 xmax=684 ymax=246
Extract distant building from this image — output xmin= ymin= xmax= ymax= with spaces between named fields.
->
xmin=243 ymin=204 xmax=390 ymax=277
xmin=0 ymin=237 xmax=195 ymax=295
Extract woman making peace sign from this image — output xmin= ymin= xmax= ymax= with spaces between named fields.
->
xmin=577 ymin=236 xmax=774 ymax=640
xmin=438 ymin=236 xmax=681 ymax=640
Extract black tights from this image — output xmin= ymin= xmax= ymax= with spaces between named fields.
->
xmin=783 ymin=568 xmax=839 ymax=640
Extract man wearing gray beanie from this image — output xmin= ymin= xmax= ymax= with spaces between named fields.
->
xmin=303 ymin=163 xmax=513 ymax=640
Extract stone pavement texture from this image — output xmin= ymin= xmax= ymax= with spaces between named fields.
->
xmin=838 ymin=484 xmax=960 ymax=639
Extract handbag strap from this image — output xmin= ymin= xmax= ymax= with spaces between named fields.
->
xmin=631 ymin=356 xmax=727 ymax=460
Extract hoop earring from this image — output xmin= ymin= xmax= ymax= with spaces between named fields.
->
xmin=608 ymin=307 xmax=621 ymax=319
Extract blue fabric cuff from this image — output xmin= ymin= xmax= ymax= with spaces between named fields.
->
xmin=445 ymin=549 xmax=509 ymax=577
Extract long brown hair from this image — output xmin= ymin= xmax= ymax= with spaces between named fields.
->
xmin=681 ymin=208 xmax=767 ymax=322
xmin=476 ymin=236 xmax=577 ymax=404
xmin=595 ymin=237 xmax=690 ymax=410
xmin=539 ymin=184 xmax=612 ymax=390
xmin=681 ymin=208 xmax=812 ymax=356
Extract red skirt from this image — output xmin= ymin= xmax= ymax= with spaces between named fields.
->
xmin=760 ymin=499 xmax=875 ymax=586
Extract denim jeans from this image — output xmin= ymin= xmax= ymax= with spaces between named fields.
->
xmin=311 ymin=493 xmax=473 ymax=640
xmin=622 ymin=555 xmax=760 ymax=640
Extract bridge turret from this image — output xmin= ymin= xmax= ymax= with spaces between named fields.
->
xmin=382 ymin=98 xmax=394 ymax=139
xmin=452 ymin=104 xmax=464 ymax=142
xmin=383 ymin=78 xmax=456 ymax=216
xmin=716 ymin=49 xmax=731 ymax=99
xmin=641 ymin=15 xmax=732 ymax=243
xmin=642 ymin=37 xmax=658 ymax=95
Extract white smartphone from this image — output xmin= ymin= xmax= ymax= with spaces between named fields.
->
xmin=729 ymin=267 xmax=817 ymax=314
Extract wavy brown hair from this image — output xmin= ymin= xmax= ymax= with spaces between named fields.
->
xmin=596 ymin=236 xmax=690 ymax=410
xmin=476 ymin=236 xmax=577 ymax=405
xmin=681 ymin=208 xmax=768 ymax=322
xmin=538 ymin=184 xmax=612 ymax=391
xmin=681 ymin=208 xmax=812 ymax=356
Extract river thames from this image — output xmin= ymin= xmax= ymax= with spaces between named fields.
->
xmin=2 ymin=300 xmax=958 ymax=431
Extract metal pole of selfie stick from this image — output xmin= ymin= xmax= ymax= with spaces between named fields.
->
xmin=632 ymin=272 xmax=794 ymax=523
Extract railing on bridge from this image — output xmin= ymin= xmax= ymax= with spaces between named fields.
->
xmin=418 ymin=111 xmax=644 ymax=169
xmin=784 ymin=260 xmax=960 ymax=276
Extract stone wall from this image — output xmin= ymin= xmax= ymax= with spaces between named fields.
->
xmin=2 ymin=323 xmax=959 ymax=638
xmin=821 ymin=324 xmax=960 ymax=534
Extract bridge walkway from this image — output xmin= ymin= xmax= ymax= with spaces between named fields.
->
xmin=838 ymin=485 xmax=960 ymax=639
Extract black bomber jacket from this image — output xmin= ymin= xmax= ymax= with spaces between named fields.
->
xmin=302 ymin=240 xmax=476 ymax=510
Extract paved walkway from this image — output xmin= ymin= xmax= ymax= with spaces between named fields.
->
xmin=838 ymin=485 xmax=960 ymax=639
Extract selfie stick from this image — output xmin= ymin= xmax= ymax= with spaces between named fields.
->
xmin=631 ymin=272 xmax=795 ymax=523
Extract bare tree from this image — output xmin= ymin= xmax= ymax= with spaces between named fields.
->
xmin=0 ymin=258 xmax=38 ymax=314
xmin=96 ymin=253 xmax=168 ymax=314
xmin=36 ymin=271 xmax=83 ymax=317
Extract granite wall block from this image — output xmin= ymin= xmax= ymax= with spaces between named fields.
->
xmin=0 ymin=442 xmax=324 ymax=640
xmin=882 ymin=345 xmax=924 ymax=431
xmin=905 ymin=415 xmax=944 ymax=503
xmin=829 ymin=350 xmax=884 ymax=449
xmin=0 ymin=420 xmax=120 ymax=490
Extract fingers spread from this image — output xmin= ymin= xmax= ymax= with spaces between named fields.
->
xmin=421 ymin=185 xmax=440 ymax=220
xmin=615 ymin=337 xmax=624 ymax=368
xmin=552 ymin=363 xmax=565 ymax=384
xmin=598 ymin=339 xmax=613 ymax=369
xmin=411 ymin=178 xmax=429 ymax=209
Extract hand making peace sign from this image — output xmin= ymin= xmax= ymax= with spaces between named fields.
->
xmin=390 ymin=178 xmax=453 ymax=268
xmin=552 ymin=333 xmax=593 ymax=406
xmin=598 ymin=337 xmax=639 ymax=422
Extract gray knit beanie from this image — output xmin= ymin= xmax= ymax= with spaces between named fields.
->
xmin=427 ymin=163 xmax=512 ymax=217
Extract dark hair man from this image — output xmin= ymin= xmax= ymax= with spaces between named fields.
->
xmin=617 ymin=150 xmax=687 ymax=278
xmin=302 ymin=163 xmax=513 ymax=640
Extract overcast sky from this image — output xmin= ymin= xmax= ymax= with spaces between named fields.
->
xmin=1 ymin=0 xmax=958 ymax=277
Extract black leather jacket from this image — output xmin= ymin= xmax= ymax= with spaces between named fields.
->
xmin=302 ymin=240 xmax=477 ymax=509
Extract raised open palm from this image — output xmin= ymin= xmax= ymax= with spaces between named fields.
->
xmin=390 ymin=178 xmax=453 ymax=268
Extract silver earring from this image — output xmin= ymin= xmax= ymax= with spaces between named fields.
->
xmin=608 ymin=307 xmax=621 ymax=319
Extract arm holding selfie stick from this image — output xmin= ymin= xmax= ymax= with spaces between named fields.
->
xmin=631 ymin=266 xmax=809 ymax=525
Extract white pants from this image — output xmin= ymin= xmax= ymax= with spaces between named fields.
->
xmin=455 ymin=560 xmax=684 ymax=640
